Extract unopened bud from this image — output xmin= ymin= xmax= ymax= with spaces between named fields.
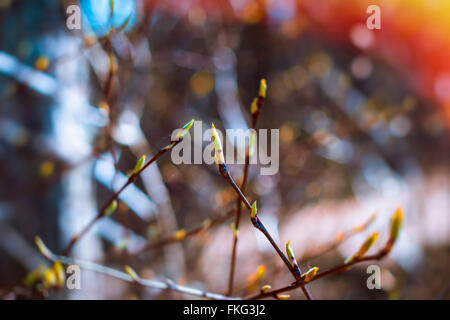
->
xmin=133 ymin=155 xmax=146 ymax=175
xmin=251 ymin=201 xmax=257 ymax=218
xmin=345 ymin=232 xmax=379 ymax=263
xmin=211 ymin=123 xmax=225 ymax=164
xmin=105 ymin=200 xmax=118 ymax=217
xmin=302 ymin=266 xmax=319 ymax=282
xmin=176 ymin=119 xmax=195 ymax=140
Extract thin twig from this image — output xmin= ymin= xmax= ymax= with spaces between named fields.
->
xmin=63 ymin=134 xmax=188 ymax=255
xmin=37 ymin=238 xmax=239 ymax=300
xmin=248 ymin=246 xmax=392 ymax=300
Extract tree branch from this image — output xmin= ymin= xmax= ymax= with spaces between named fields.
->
xmin=37 ymin=237 xmax=239 ymax=300
xmin=63 ymin=120 xmax=194 ymax=255
xmin=217 ymin=163 xmax=312 ymax=300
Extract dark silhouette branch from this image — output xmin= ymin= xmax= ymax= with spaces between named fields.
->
xmin=247 ymin=247 xmax=391 ymax=300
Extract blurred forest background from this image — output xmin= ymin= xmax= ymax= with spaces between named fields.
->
xmin=0 ymin=0 xmax=449 ymax=299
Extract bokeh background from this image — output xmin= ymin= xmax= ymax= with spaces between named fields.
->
xmin=0 ymin=0 xmax=448 ymax=299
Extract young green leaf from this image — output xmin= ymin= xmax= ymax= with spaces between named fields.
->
xmin=176 ymin=119 xmax=195 ymax=140
xmin=53 ymin=261 xmax=66 ymax=288
xmin=183 ymin=118 xmax=195 ymax=130
xmin=250 ymin=98 xmax=259 ymax=115
xmin=249 ymin=131 xmax=256 ymax=157
xmin=286 ymin=240 xmax=298 ymax=268
xmin=389 ymin=207 xmax=403 ymax=243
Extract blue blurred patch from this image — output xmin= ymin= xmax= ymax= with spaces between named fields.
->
xmin=80 ymin=0 xmax=136 ymax=37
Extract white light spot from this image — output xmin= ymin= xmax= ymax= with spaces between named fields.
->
xmin=350 ymin=24 xmax=374 ymax=49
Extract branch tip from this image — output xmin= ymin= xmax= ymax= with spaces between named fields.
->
xmin=260 ymin=284 xmax=272 ymax=293
xmin=390 ymin=207 xmax=403 ymax=243
xmin=259 ymin=78 xmax=267 ymax=99
xmin=176 ymin=119 xmax=195 ymax=140
xmin=104 ymin=199 xmax=118 ymax=217
xmin=211 ymin=123 xmax=224 ymax=164
xmin=345 ymin=232 xmax=379 ymax=263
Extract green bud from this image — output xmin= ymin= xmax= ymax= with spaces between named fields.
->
xmin=105 ymin=200 xmax=118 ymax=217
xmin=133 ymin=155 xmax=146 ymax=175
xmin=251 ymin=201 xmax=257 ymax=218
xmin=259 ymin=79 xmax=267 ymax=99
xmin=211 ymin=123 xmax=224 ymax=164
xmin=176 ymin=119 xmax=195 ymax=140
